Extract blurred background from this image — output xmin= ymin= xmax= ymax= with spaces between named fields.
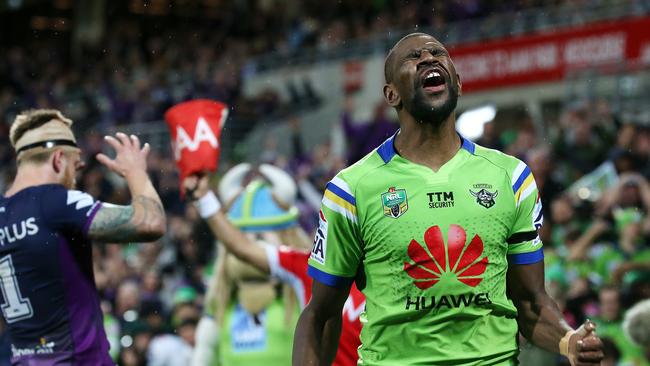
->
xmin=2 ymin=0 xmax=650 ymax=365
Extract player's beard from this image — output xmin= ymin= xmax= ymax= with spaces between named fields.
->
xmin=62 ymin=165 xmax=77 ymax=189
xmin=409 ymin=79 xmax=459 ymax=127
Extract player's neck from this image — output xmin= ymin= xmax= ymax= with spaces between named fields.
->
xmin=5 ymin=165 xmax=59 ymax=197
xmin=393 ymin=115 xmax=460 ymax=172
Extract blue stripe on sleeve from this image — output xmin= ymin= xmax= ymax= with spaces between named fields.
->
xmin=307 ymin=265 xmax=355 ymax=288
xmin=512 ymin=166 xmax=532 ymax=193
xmin=508 ymin=248 xmax=544 ymax=265
xmin=325 ymin=182 xmax=356 ymax=205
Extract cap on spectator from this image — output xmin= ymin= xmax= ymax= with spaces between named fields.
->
xmin=219 ymin=163 xmax=299 ymax=232
xmin=173 ymin=286 xmax=198 ymax=305
xmin=122 ymin=320 xmax=152 ymax=337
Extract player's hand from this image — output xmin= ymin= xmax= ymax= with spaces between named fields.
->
xmin=183 ymin=173 xmax=210 ymax=201
xmin=567 ymin=320 xmax=604 ymax=366
xmin=96 ymin=132 xmax=150 ymax=181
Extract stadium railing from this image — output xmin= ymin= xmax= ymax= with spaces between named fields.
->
xmin=244 ymin=0 xmax=650 ymax=73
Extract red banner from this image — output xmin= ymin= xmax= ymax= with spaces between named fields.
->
xmin=164 ymin=99 xmax=228 ymax=182
xmin=449 ymin=16 xmax=650 ymax=93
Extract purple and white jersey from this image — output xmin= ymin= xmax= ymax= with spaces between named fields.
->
xmin=0 ymin=184 xmax=113 ymax=365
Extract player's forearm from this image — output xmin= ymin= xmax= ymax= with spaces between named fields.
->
xmin=125 ymin=172 xmax=166 ymax=240
xmin=292 ymin=306 xmax=341 ymax=366
xmin=516 ymin=293 xmax=573 ymax=354
xmin=203 ymin=209 xmax=270 ymax=273
xmin=89 ymin=178 xmax=165 ymax=243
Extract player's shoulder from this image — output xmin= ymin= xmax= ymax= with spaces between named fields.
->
xmin=23 ymin=184 xmax=86 ymax=197
xmin=3 ymin=184 xmax=70 ymax=204
xmin=471 ymin=143 xmax=527 ymax=178
xmin=331 ymin=146 xmax=389 ymax=193
xmin=35 ymin=185 xmax=99 ymax=218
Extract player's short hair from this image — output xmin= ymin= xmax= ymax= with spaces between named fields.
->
xmin=384 ymin=32 xmax=433 ymax=83
xmin=623 ymin=299 xmax=650 ymax=346
xmin=9 ymin=109 xmax=75 ymax=165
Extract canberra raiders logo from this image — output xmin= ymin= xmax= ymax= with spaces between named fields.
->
xmin=469 ymin=188 xmax=498 ymax=209
xmin=382 ymin=187 xmax=408 ymax=218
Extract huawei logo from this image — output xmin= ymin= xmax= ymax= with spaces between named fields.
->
xmin=404 ymin=225 xmax=488 ymax=289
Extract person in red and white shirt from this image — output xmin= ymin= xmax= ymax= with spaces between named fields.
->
xmin=265 ymin=244 xmax=364 ymax=366
xmin=186 ymin=173 xmax=364 ymax=366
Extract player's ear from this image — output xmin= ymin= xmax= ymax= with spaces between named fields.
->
xmin=383 ymin=84 xmax=400 ymax=108
xmin=456 ymin=72 xmax=462 ymax=97
xmin=51 ymin=149 xmax=65 ymax=174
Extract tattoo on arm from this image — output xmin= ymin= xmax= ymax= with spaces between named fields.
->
xmin=88 ymin=195 xmax=165 ymax=243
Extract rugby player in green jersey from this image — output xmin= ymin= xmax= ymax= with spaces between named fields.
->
xmin=293 ymin=33 xmax=604 ymax=366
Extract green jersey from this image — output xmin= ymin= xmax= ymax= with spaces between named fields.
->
xmin=308 ymin=135 xmax=544 ymax=366
xmin=218 ymin=299 xmax=295 ymax=366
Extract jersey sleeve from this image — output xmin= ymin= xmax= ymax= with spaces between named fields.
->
xmin=264 ymin=244 xmax=310 ymax=280
xmin=507 ymin=161 xmax=544 ymax=265
xmin=263 ymin=244 xmax=311 ymax=307
xmin=41 ymin=186 xmax=103 ymax=238
xmin=307 ymin=176 xmax=363 ymax=287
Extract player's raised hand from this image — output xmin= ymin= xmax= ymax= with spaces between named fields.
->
xmin=96 ymin=132 xmax=150 ymax=180
xmin=183 ymin=173 xmax=210 ymax=200
xmin=568 ymin=320 xmax=604 ymax=366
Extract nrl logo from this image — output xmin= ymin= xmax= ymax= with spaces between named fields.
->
xmin=469 ymin=188 xmax=498 ymax=209
xmin=382 ymin=187 xmax=408 ymax=218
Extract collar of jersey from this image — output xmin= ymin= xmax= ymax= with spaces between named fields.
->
xmin=376 ymin=130 xmax=476 ymax=164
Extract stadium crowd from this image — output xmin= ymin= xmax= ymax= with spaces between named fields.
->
xmin=1 ymin=1 xmax=650 ymax=365
xmin=1 ymin=95 xmax=649 ymax=366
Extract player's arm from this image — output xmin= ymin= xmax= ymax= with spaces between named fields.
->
xmin=508 ymin=161 xmax=602 ymax=365
xmin=184 ymin=174 xmax=270 ymax=273
xmin=293 ymin=281 xmax=350 ymax=366
xmin=89 ymin=133 xmax=166 ymax=243
xmin=293 ymin=175 xmax=362 ymax=365
xmin=508 ymin=262 xmax=604 ymax=365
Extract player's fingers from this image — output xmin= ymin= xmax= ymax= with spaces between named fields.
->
xmin=578 ymin=336 xmax=603 ymax=351
xmin=141 ymin=142 xmax=151 ymax=157
xmin=96 ymin=153 xmax=116 ymax=171
xmin=130 ymin=134 xmax=141 ymax=150
xmin=575 ymin=362 xmax=603 ymax=366
xmin=115 ymin=132 xmax=131 ymax=148
xmin=199 ymin=174 xmax=210 ymax=188
xmin=583 ymin=320 xmax=596 ymax=334
xmin=103 ymin=135 xmax=122 ymax=151
xmin=576 ymin=350 xmax=604 ymax=362
xmin=183 ymin=176 xmax=198 ymax=191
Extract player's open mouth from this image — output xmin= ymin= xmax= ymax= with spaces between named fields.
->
xmin=421 ymin=69 xmax=446 ymax=93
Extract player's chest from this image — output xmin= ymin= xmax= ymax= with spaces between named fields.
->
xmin=356 ymin=175 xmax=515 ymax=256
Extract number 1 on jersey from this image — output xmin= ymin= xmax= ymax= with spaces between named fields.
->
xmin=0 ymin=255 xmax=33 ymax=323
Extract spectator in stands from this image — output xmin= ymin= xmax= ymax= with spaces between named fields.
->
xmin=148 ymin=318 xmax=196 ymax=366
xmin=569 ymin=173 xmax=650 ymax=259
xmin=594 ymin=286 xmax=648 ymax=365
xmin=341 ymin=97 xmax=398 ymax=163
xmin=528 ymin=146 xmax=565 ymax=223
xmin=555 ymin=108 xmax=609 ymax=178
xmin=476 ymin=120 xmax=503 ymax=151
